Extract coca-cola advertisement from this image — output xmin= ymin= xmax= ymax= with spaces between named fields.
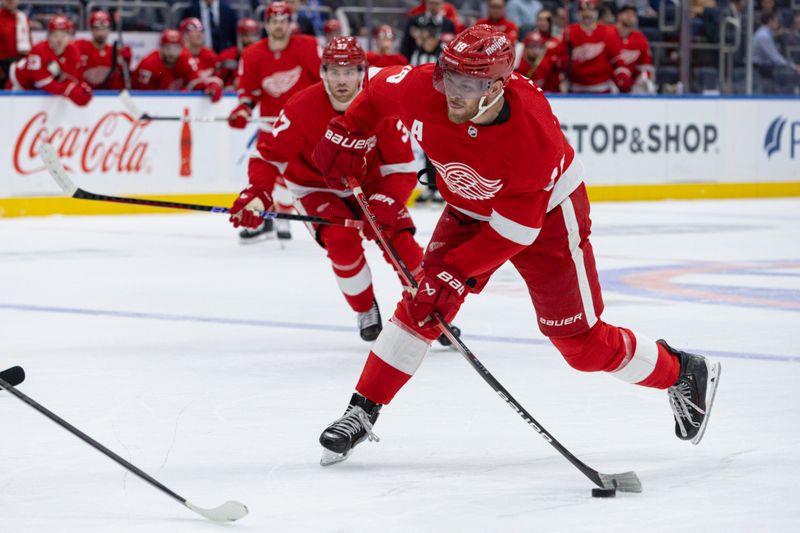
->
xmin=0 ymin=94 xmax=247 ymax=198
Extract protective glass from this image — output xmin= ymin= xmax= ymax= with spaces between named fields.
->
xmin=433 ymin=62 xmax=491 ymax=99
xmin=323 ymin=66 xmax=363 ymax=81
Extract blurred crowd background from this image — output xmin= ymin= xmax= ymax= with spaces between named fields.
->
xmin=1 ymin=0 xmax=798 ymax=95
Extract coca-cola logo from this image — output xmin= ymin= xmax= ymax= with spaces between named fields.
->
xmin=14 ymin=111 xmax=151 ymax=175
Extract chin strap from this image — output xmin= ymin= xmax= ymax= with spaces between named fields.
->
xmin=470 ymin=88 xmax=504 ymax=122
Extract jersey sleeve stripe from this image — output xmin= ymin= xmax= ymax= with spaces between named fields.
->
xmin=33 ymin=76 xmax=54 ymax=88
xmin=379 ymin=161 xmax=417 ymax=176
xmin=489 ymin=209 xmax=541 ymax=246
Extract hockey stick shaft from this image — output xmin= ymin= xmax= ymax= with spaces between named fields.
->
xmin=0 ymin=376 xmax=248 ymax=520
xmin=344 ymin=175 xmax=640 ymax=492
xmin=119 ymin=90 xmax=271 ymax=124
xmin=39 ymin=144 xmax=362 ymax=229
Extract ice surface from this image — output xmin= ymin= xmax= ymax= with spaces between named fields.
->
xmin=1 ymin=199 xmax=799 ymax=532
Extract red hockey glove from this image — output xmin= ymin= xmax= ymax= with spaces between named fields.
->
xmin=228 ymin=102 xmax=252 ymax=129
xmin=614 ymin=67 xmax=633 ymax=92
xmin=229 ymin=184 xmax=273 ymax=229
xmin=361 ymin=193 xmax=404 ymax=241
xmin=64 ymin=81 xmax=92 ymax=106
xmin=119 ymin=46 xmax=132 ymax=64
xmin=312 ymin=119 xmax=371 ymax=190
xmin=406 ymin=263 xmax=473 ymax=326
xmin=205 ymin=79 xmax=223 ymax=102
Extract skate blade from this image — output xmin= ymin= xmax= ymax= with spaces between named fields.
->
xmin=238 ymin=233 xmax=273 ymax=245
xmin=320 ymin=448 xmax=352 ymax=467
xmin=692 ymin=361 xmax=722 ymax=445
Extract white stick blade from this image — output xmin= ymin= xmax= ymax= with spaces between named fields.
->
xmin=185 ymin=500 xmax=248 ymax=522
xmin=39 ymin=144 xmax=78 ymax=196
xmin=119 ymin=89 xmax=144 ymax=119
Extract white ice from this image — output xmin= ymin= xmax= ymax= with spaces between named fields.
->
xmin=1 ymin=199 xmax=799 ymax=532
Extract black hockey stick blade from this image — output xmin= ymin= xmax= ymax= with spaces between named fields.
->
xmin=0 ymin=366 xmax=25 ymax=388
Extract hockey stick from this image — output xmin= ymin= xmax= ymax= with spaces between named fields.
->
xmin=39 ymin=144 xmax=363 ymax=229
xmin=0 ymin=374 xmax=247 ymax=521
xmin=119 ymin=90 xmax=272 ymax=124
xmin=0 ymin=366 xmax=26 ymax=388
xmin=345 ymin=175 xmax=642 ymax=493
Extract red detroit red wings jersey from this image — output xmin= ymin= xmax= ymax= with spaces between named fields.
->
xmin=339 ymin=64 xmax=582 ymax=278
xmin=475 ymin=17 xmax=519 ymax=42
xmin=237 ymin=34 xmax=321 ymax=118
xmin=516 ymin=54 xmax=560 ymax=93
xmin=189 ymin=47 xmax=217 ymax=78
xmin=9 ymin=40 xmax=81 ymax=92
xmin=619 ymin=29 xmax=653 ymax=81
xmin=365 ymin=51 xmax=408 ymax=69
xmin=558 ymin=23 xmax=626 ymax=92
xmin=256 ymin=82 xmax=416 ymax=200
xmin=74 ymin=39 xmax=128 ymax=89
xmin=132 ymin=49 xmax=201 ymax=90
xmin=215 ymin=45 xmax=240 ymax=89
xmin=0 ymin=8 xmax=32 ymax=59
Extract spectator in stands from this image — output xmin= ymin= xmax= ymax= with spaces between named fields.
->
xmin=366 ymin=24 xmax=408 ymax=68
xmin=600 ymin=3 xmax=617 ymax=24
xmin=553 ymin=6 xmax=568 ymax=38
xmin=132 ymin=28 xmax=223 ymax=101
xmin=0 ymin=0 xmax=31 ymax=87
xmin=401 ymin=0 xmax=455 ymax=60
xmin=407 ymin=0 xmax=463 ymax=33
xmin=7 ymin=16 xmax=91 ymax=106
xmin=780 ymin=11 xmax=800 ymax=64
xmin=286 ymin=0 xmax=316 ymax=36
xmin=516 ymin=31 xmax=561 ymax=91
xmin=758 ymin=0 xmax=777 ymax=18
xmin=180 ymin=17 xmax=218 ymax=78
xmin=215 ymin=17 xmax=260 ymax=90
xmin=535 ymin=9 xmax=558 ymax=44
xmin=506 ymin=0 xmax=543 ymax=32
xmin=476 ymin=0 xmax=519 ymax=42
xmin=615 ymin=0 xmax=657 ymax=22
xmin=616 ymin=4 xmax=655 ymax=93
xmin=182 ymin=0 xmax=238 ymax=53
xmin=754 ymin=11 xmax=800 ymax=78
xmin=323 ymin=18 xmax=342 ymax=41
xmin=408 ymin=18 xmax=444 ymax=66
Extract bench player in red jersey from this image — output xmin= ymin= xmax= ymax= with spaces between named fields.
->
xmin=215 ymin=17 xmax=260 ymax=91
xmin=616 ymin=5 xmax=655 ymax=94
xmin=7 ymin=15 xmax=91 ymax=106
xmin=228 ymin=1 xmax=321 ymax=242
xmin=365 ymin=25 xmax=408 ymax=69
xmin=179 ymin=17 xmax=218 ymax=79
xmin=74 ymin=11 xmax=131 ymax=90
xmin=228 ymin=37 xmax=428 ymax=342
xmin=311 ymin=26 xmax=721 ymax=465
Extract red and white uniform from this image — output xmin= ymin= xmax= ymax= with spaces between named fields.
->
xmin=8 ymin=40 xmax=80 ymax=92
xmin=516 ymin=54 xmax=560 ymax=92
xmin=256 ymin=81 xmax=422 ymax=312
xmin=188 ymin=46 xmax=217 ymax=78
xmin=337 ymin=64 xmax=680 ymax=405
xmin=475 ymin=17 xmax=519 ymax=42
xmin=618 ymin=29 xmax=654 ymax=93
xmin=237 ymin=34 xmax=321 ymax=206
xmin=215 ymin=45 xmax=241 ymax=90
xmin=0 ymin=7 xmax=32 ymax=63
xmin=74 ymin=39 xmax=129 ymax=89
xmin=132 ymin=48 xmax=203 ymax=91
xmin=365 ymin=51 xmax=408 ymax=68
xmin=557 ymin=23 xmax=629 ymax=93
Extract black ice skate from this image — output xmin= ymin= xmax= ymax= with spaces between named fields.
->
xmin=358 ymin=299 xmax=382 ymax=341
xmin=437 ymin=324 xmax=461 ymax=347
xmin=238 ymin=219 xmax=273 ymax=243
xmin=661 ymin=340 xmax=722 ymax=445
xmin=319 ymin=393 xmax=382 ymax=466
xmin=276 ymin=219 xmax=292 ymax=240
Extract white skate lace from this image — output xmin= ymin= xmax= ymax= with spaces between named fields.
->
xmin=358 ymin=302 xmax=380 ymax=330
xmin=330 ymin=406 xmax=380 ymax=442
xmin=668 ymin=380 xmax=705 ymax=438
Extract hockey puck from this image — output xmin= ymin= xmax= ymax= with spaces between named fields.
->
xmin=591 ymin=488 xmax=617 ymax=498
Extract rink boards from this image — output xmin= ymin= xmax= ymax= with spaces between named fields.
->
xmin=0 ymin=92 xmax=798 ymax=217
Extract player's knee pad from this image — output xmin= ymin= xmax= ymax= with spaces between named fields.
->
xmin=549 ymin=321 xmax=626 ymax=373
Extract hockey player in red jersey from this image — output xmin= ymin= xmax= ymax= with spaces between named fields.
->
xmin=0 ymin=0 xmax=32 ymax=86
xmin=228 ymin=1 xmax=321 ymax=241
xmin=228 ymin=37 xmax=425 ymax=341
xmin=215 ymin=17 xmax=260 ymax=91
xmin=616 ymin=5 xmax=655 ymax=94
xmin=179 ymin=17 xmax=217 ymax=79
xmin=366 ymin=25 xmax=409 ymax=68
xmin=312 ymin=26 xmax=721 ymax=465
xmin=7 ymin=15 xmax=92 ymax=106
xmin=516 ymin=31 xmax=560 ymax=92
xmin=475 ymin=0 xmax=519 ymax=43
xmin=74 ymin=11 xmax=131 ymax=90
xmin=132 ymin=29 xmax=222 ymax=101
xmin=557 ymin=0 xmax=631 ymax=93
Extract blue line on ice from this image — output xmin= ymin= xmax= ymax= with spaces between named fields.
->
xmin=2 ymin=302 xmax=798 ymax=364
